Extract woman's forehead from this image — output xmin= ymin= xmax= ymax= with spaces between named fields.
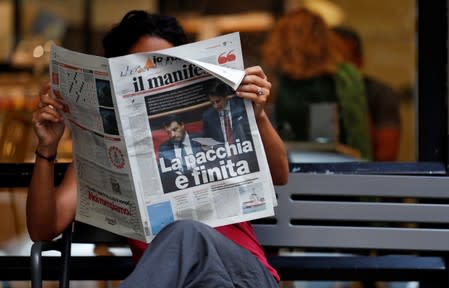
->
xmin=129 ymin=36 xmax=174 ymax=54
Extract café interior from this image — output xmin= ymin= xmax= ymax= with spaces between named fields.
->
xmin=0 ymin=0 xmax=447 ymax=287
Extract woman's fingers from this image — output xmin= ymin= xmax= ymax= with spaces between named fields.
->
xmin=38 ymin=83 xmax=63 ymax=110
xmin=32 ymin=84 xmax=65 ymax=141
xmin=236 ymin=84 xmax=268 ymax=103
xmin=234 ymin=66 xmax=273 ymax=119
xmin=236 ymin=67 xmax=271 ymax=105
xmin=243 ymin=66 xmax=267 ymax=80
xmin=33 ymin=105 xmax=63 ymax=125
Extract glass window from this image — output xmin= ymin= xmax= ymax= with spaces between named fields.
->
xmin=160 ymin=0 xmax=418 ymax=164
xmin=1 ymin=0 xmax=446 ymax=172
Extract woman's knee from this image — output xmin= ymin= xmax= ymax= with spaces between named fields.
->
xmin=160 ymin=220 xmax=215 ymax=239
xmin=168 ymin=219 xmax=208 ymax=232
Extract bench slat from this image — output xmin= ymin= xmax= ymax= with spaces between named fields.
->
xmin=0 ymin=256 xmax=134 ymax=281
xmin=255 ymin=225 xmax=449 ymax=250
xmin=1 ymin=255 xmax=445 ymax=283
xmin=284 ymin=173 xmax=449 ymax=198
xmin=269 ymin=255 xmax=447 ymax=281
xmin=290 ymin=201 xmax=449 ymax=223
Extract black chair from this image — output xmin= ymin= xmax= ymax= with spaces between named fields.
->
xmin=30 ymin=221 xmax=134 ymax=288
xmin=31 ymin=224 xmax=72 ymax=288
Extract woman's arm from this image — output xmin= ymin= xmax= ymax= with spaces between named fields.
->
xmin=27 ymin=163 xmax=77 ymax=240
xmin=236 ymin=66 xmax=289 ymax=185
xmin=254 ymin=111 xmax=289 ymax=185
xmin=26 ymin=84 xmax=77 ymax=241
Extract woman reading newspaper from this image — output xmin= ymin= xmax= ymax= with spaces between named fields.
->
xmin=27 ymin=10 xmax=288 ymax=288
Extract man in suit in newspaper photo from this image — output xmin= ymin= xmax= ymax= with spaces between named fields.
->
xmin=202 ymin=78 xmax=259 ymax=173
xmin=202 ymin=78 xmax=251 ymax=144
xmin=158 ymin=114 xmax=202 ymax=192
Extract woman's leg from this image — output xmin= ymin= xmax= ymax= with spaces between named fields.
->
xmin=120 ymin=220 xmax=278 ymax=288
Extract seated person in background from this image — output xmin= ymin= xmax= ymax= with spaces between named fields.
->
xmin=27 ymin=10 xmax=288 ymax=288
xmin=262 ymin=8 xmax=373 ymax=160
xmin=332 ymin=25 xmax=401 ymax=161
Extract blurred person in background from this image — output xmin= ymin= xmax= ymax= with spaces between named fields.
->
xmin=333 ymin=26 xmax=401 ymax=161
xmin=262 ymin=8 xmax=373 ymax=160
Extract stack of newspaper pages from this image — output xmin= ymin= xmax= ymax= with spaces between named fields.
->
xmin=50 ymin=32 xmax=276 ymax=242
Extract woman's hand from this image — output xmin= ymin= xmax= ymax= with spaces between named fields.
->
xmin=235 ymin=66 xmax=272 ymax=119
xmin=31 ymin=83 xmax=65 ymax=154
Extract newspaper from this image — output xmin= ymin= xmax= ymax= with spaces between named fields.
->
xmin=49 ymin=32 xmax=276 ymax=243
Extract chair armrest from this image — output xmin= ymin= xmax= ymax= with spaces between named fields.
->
xmin=30 ymin=224 xmax=73 ymax=288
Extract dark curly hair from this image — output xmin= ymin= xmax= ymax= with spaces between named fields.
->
xmin=262 ymin=8 xmax=344 ymax=79
xmin=206 ymin=79 xmax=234 ymax=98
xmin=103 ymin=10 xmax=188 ymax=57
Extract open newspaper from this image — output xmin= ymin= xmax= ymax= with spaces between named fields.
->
xmin=50 ymin=32 xmax=276 ymax=242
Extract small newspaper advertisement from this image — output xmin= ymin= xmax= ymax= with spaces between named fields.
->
xmin=49 ymin=32 xmax=276 ymax=243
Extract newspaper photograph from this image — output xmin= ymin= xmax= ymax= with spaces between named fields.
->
xmin=50 ymin=32 xmax=276 ymax=242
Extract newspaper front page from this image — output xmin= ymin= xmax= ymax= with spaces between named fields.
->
xmin=50 ymin=32 xmax=276 ymax=242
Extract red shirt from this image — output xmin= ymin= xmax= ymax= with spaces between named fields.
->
xmin=128 ymin=221 xmax=280 ymax=282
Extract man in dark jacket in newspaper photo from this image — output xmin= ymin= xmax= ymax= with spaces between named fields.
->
xmin=203 ymin=78 xmax=251 ymax=144
xmin=27 ymin=10 xmax=288 ymax=288
xmin=202 ymin=78 xmax=260 ymax=174
xmin=158 ymin=114 xmax=203 ymax=192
